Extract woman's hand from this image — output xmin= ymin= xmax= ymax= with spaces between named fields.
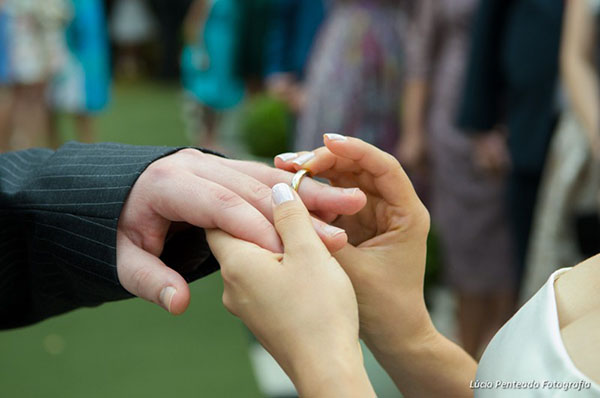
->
xmin=275 ymin=136 xmax=476 ymax=397
xmin=276 ymin=135 xmax=432 ymax=347
xmin=206 ymin=183 xmax=376 ymax=398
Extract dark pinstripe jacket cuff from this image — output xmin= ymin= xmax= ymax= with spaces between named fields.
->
xmin=0 ymin=141 xmax=220 ymax=328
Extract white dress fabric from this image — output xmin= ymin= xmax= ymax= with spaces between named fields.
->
xmin=5 ymin=0 xmax=71 ymax=83
xmin=476 ymin=268 xmax=600 ymax=397
xmin=110 ymin=0 xmax=156 ymax=45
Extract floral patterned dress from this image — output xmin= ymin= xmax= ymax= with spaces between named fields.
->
xmin=295 ymin=0 xmax=405 ymax=153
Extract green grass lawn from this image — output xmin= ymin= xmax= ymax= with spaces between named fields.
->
xmin=0 ymin=82 xmax=262 ymax=398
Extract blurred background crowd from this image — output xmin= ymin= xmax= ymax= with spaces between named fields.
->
xmin=1 ymin=0 xmax=598 ymax=397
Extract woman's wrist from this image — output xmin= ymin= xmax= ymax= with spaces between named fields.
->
xmin=287 ymin=342 xmax=376 ymax=397
xmin=362 ymin=295 xmax=477 ymax=397
xmin=361 ymin=289 xmax=434 ymax=354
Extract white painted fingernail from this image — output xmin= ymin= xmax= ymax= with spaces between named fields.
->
xmin=343 ymin=188 xmax=359 ymax=195
xmin=293 ymin=152 xmax=315 ymax=166
xmin=272 ymin=183 xmax=295 ymax=205
xmin=324 ymin=133 xmax=347 ymax=141
xmin=276 ymin=152 xmax=298 ymax=162
xmin=159 ymin=286 xmax=177 ymax=313
xmin=322 ymin=224 xmax=346 ymax=237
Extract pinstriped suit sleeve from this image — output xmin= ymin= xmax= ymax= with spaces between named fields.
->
xmin=0 ymin=141 xmax=219 ymax=329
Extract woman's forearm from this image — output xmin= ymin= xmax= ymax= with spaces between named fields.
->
xmin=562 ymin=55 xmax=600 ymax=142
xmin=366 ymin=299 xmax=477 ymax=398
xmin=289 ymin=352 xmax=376 ymax=397
xmin=561 ymin=0 xmax=600 ymax=146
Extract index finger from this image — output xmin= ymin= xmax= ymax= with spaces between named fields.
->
xmin=148 ymin=171 xmax=283 ymax=252
xmin=211 ymin=157 xmax=367 ymax=216
xmin=279 ymin=135 xmax=419 ymax=207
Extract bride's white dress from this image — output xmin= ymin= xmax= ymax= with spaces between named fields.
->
xmin=476 ymin=269 xmax=600 ymax=397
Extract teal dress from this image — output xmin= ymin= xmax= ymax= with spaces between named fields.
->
xmin=0 ymin=9 xmax=11 ymax=84
xmin=181 ymin=0 xmax=245 ymax=110
xmin=51 ymin=0 xmax=111 ymax=113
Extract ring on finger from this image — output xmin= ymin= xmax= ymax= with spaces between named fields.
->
xmin=291 ymin=169 xmax=311 ymax=192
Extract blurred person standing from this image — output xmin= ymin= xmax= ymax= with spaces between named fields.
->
xmin=180 ymin=0 xmax=244 ymax=149
xmin=400 ymin=0 xmax=516 ymax=359
xmin=235 ymin=0 xmax=272 ymax=93
xmin=110 ymin=0 xmax=156 ymax=79
xmin=295 ymin=0 xmax=405 ymax=153
xmin=264 ymin=0 xmax=326 ymax=113
xmin=457 ymin=0 xmax=564 ymax=287
xmin=522 ymin=0 xmax=600 ymax=300
xmin=0 ymin=0 xmax=12 ymax=152
xmin=5 ymin=0 xmax=71 ymax=149
xmin=49 ymin=0 xmax=111 ymax=146
xmin=147 ymin=0 xmax=193 ymax=81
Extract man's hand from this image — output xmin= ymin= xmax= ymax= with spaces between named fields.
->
xmin=116 ymin=149 xmax=367 ymax=315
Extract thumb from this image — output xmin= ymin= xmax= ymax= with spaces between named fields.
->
xmin=117 ymin=234 xmax=191 ymax=315
xmin=272 ymin=183 xmax=346 ymax=257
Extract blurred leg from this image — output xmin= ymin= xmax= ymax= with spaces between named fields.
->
xmin=75 ymin=113 xmax=96 ymax=143
xmin=201 ymin=107 xmax=219 ymax=148
xmin=48 ymin=111 xmax=61 ymax=149
xmin=12 ymin=83 xmax=50 ymax=149
xmin=457 ymin=292 xmax=487 ymax=359
xmin=0 ymin=86 xmax=14 ymax=152
xmin=482 ymin=292 xmax=516 ymax=347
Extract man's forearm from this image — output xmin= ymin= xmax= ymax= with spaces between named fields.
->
xmin=0 ymin=142 xmax=198 ymax=328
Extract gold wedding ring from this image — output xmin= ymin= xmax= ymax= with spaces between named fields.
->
xmin=291 ymin=169 xmax=311 ymax=192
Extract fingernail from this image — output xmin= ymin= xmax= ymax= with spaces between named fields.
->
xmin=343 ymin=188 xmax=359 ymax=195
xmin=272 ymin=183 xmax=295 ymax=205
xmin=160 ymin=286 xmax=177 ymax=313
xmin=324 ymin=133 xmax=347 ymax=141
xmin=322 ymin=224 xmax=346 ymax=237
xmin=276 ymin=152 xmax=298 ymax=162
xmin=293 ymin=152 xmax=315 ymax=166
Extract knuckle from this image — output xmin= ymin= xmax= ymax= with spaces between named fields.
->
xmin=219 ymin=261 xmax=240 ymax=284
xmin=275 ymin=205 xmax=304 ymax=226
xmin=177 ymin=147 xmax=204 ymax=160
xmin=248 ymin=183 xmax=272 ymax=205
xmin=254 ymin=220 xmax=279 ymax=246
xmin=410 ymin=203 xmax=431 ymax=236
xmin=385 ymin=152 xmax=401 ymax=168
xmin=144 ymin=160 xmax=177 ymax=183
xmin=419 ymin=206 xmax=431 ymax=233
xmin=210 ymin=186 xmax=245 ymax=211
xmin=222 ymin=291 xmax=238 ymax=316
xmin=130 ymin=266 xmax=154 ymax=300
xmin=218 ymin=251 xmax=248 ymax=284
